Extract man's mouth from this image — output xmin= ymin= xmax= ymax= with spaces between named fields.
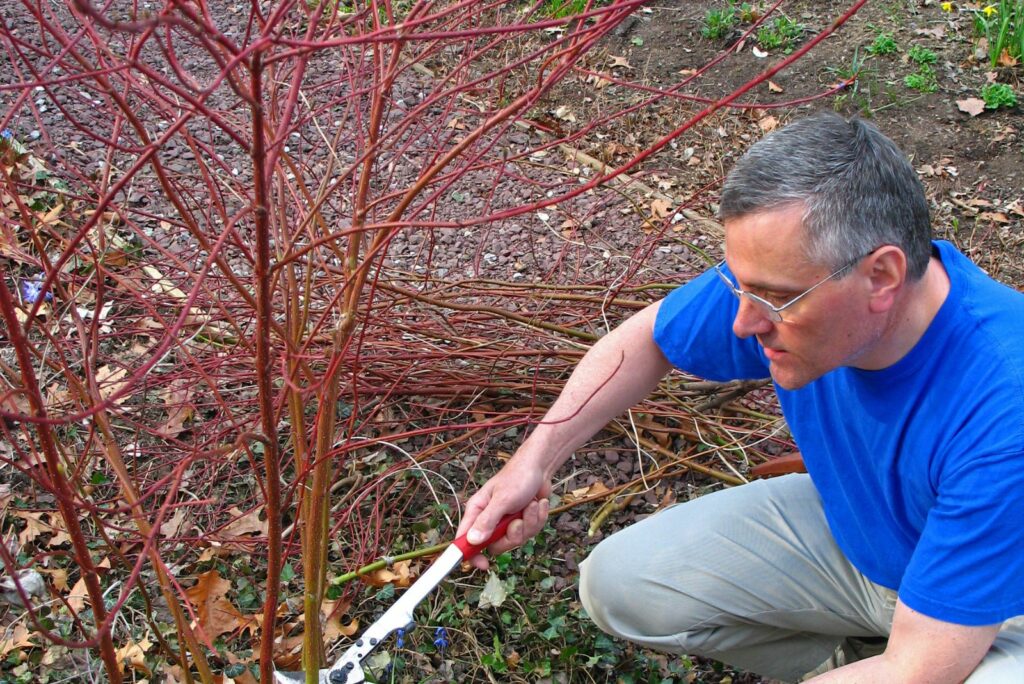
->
xmin=758 ymin=339 xmax=786 ymax=360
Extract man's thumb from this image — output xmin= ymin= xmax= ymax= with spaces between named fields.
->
xmin=466 ymin=527 xmax=487 ymax=546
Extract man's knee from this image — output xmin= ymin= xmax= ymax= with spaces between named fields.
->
xmin=578 ymin=525 xmax=703 ymax=644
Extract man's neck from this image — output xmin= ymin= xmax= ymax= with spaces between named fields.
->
xmin=857 ymin=256 xmax=951 ymax=371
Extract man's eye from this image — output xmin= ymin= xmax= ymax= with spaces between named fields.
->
xmin=762 ymin=292 xmax=792 ymax=307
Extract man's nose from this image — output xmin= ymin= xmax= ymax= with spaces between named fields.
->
xmin=732 ymin=297 xmax=775 ymax=339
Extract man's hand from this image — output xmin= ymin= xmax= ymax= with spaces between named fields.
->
xmin=456 ymin=453 xmax=551 ymax=570
xmin=808 ymin=599 xmax=999 ymax=683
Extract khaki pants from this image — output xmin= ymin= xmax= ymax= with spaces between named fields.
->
xmin=578 ymin=474 xmax=1024 ymax=682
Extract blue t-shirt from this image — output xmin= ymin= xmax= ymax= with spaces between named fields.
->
xmin=653 ymin=241 xmax=1024 ymax=626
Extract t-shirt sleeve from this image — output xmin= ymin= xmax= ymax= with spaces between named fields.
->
xmin=653 ymin=266 xmax=769 ymax=381
xmin=898 ymin=448 xmax=1024 ymax=625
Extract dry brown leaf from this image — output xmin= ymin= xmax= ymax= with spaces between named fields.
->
xmin=978 ymin=211 xmax=1010 ymax=223
xmin=767 ymin=81 xmax=783 ymax=93
xmin=0 ymin=624 xmax=36 ymax=655
xmin=957 ymin=98 xmax=986 ymax=117
xmin=67 ymin=576 xmax=88 ymax=614
xmin=608 ymin=55 xmax=632 ymax=69
xmin=195 ymin=546 xmax=226 ymax=564
xmin=220 ymin=506 xmax=267 ymax=539
xmin=96 ymin=365 xmax=130 ymax=405
xmin=603 ymin=141 xmax=631 ymax=157
xmin=185 ymin=570 xmax=244 ymax=640
xmin=758 ymin=115 xmax=779 ymax=132
xmin=966 ymin=198 xmax=994 ymax=208
xmin=321 ymin=599 xmax=360 ymax=642
xmin=914 ymin=25 xmax=945 ymax=39
xmin=114 ymin=636 xmax=152 ymax=675
xmin=40 ymin=567 xmax=69 ymax=592
xmin=998 ymin=49 xmax=1019 ymax=67
xmin=37 ymin=203 xmax=64 ymax=226
xmin=564 ymin=481 xmax=611 ymax=504
xmin=650 ymin=198 xmax=672 ymax=218
xmin=362 ymin=559 xmax=414 ymax=588
xmin=0 ymin=391 xmax=31 ymax=417
xmin=44 ymin=514 xmax=72 ymax=548
xmin=142 ymin=265 xmax=187 ymax=299
xmin=13 ymin=511 xmax=48 ymax=546
xmin=159 ymin=506 xmax=189 ymax=539
xmin=635 ymin=415 xmax=672 ymax=448
xmin=160 ymin=378 xmax=194 ymax=437
xmin=67 ymin=557 xmax=111 ymax=613
xmin=162 ymin=664 xmax=189 ymax=684
xmin=552 ymin=105 xmax=576 ymax=123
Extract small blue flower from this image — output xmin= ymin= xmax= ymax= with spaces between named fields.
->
xmin=433 ymin=626 xmax=449 ymax=652
xmin=20 ymin=275 xmax=52 ymax=304
xmin=1 ymin=129 xmax=11 ymax=139
xmin=395 ymin=627 xmax=405 ymax=649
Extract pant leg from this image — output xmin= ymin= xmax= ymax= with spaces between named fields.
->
xmin=578 ymin=474 xmax=896 ymax=682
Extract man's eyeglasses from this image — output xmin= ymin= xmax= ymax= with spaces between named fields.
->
xmin=714 ymin=252 xmax=873 ymax=323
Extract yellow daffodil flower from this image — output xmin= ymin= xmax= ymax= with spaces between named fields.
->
xmin=941 ymin=1 xmax=953 ymax=11
xmin=983 ymin=4 xmax=998 ymax=16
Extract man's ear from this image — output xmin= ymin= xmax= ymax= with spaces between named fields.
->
xmin=865 ymin=246 xmax=906 ymax=313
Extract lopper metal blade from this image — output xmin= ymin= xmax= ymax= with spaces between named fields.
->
xmin=274 ymin=511 xmax=521 ymax=684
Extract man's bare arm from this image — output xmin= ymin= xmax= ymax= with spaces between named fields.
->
xmin=457 ymin=301 xmax=673 ymax=567
xmin=808 ymin=599 xmax=999 ymax=684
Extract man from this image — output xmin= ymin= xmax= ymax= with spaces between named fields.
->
xmin=455 ymin=112 xmax=1024 ymax=682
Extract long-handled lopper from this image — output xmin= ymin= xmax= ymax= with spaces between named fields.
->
xmin=274 ymin=511 xmax=522 ymax=684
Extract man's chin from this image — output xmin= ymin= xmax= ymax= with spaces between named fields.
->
xmin=768 ymin=363 xmax=814 ymax=391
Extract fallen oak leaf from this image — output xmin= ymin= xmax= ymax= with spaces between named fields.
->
xmin=650 ymin=198 xmax=672 ymax=218
xmin=914 ymin=26 xmax=945 ymax=39
xmin=321 ymin=599 xmax=359 ymax=642
xmin=767 ymin=80 xmax=783 ymax=93
xmin=977 ymin=211 xmax=1010 ymax=223
xmin=957 ymin=98 xmax=986 ymax=117
xmin=39 ymin=567 xmax=68 ymax=592
xmin=95 ymin=364 xmax=130 ymax=405
xmin=67 ymin=557 xmax=112 ymax=613
xmin=160 ymin=378 xmax=194 ymax=438
xmin=552 ymin=105 xmax=576 ymax=122
xmin=114 ymin=636 xmax=152 ymax=675
xmin=564 ymin=481 xmax=611 ymax=504
xmin=607 ymin=55 xmax=632 ymax=69
xmin=758 ymin=115 xmax=779 ymax=132
xmin=218 ymin=506 xmax=268 ymax=539
xmin=362 ymin=559 xmax=413 ymax=588
xmin=0 ymin=623 xmax=36 ymax=655
xmin=159 ymin=505 xmax=189 ymax=539
xmin=13 ymin=511 xmax=49 ymax=546
xmin=184 ymin=570 xmax=244 ymax=640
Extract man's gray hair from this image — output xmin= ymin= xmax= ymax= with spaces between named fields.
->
xmin=719 ymin=111 xmax=932 ymax=279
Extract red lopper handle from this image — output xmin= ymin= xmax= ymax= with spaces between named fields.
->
xmin=452 ymin=511 xmax=523 ymax=558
